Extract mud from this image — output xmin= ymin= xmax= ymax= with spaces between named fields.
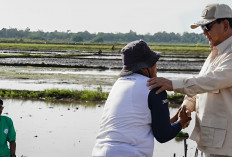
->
xmin=0 ymin=55 xmax=205 ymax=72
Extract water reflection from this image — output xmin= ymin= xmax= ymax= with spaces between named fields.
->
xmin=3 ymin=99 xmax=104 ymax=157
xmin=2 ymin=99 xmax=199 ymax=157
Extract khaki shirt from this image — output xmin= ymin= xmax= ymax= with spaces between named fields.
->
xmin=172 ymin=36 xmax=232 ymax=156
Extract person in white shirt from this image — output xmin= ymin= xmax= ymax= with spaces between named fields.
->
xmin=92 ymin=40 xmax=191 ymax=157
xmin=147 ymin=3 xmax=232 ymax=157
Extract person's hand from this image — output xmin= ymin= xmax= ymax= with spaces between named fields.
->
xmin=178 ymin=106 xmax=192 ymax=129
xmin=170 ymin=107 xmax=181 ymax=123
xmin=182 ymin=106 xmax=193 ymax=128
xmin=182 ymin=96 xmax=196 ymax=112
xmin=146 ymin=77 xmax=173 ymax=94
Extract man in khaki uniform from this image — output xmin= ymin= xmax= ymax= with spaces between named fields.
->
xmin=147 ymin=3 xmax=232 ymax=157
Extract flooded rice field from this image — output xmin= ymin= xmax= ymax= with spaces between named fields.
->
xmin=0 ymin=49 xmax=205 ymax=71
xmin=0 ymin=51 xmax=204 ymax=156
xmin=2 ymin=99 xmax=200 ymax=157
xmin=0 ymin=66 xmax=198 ymax=92
xmin=0 ymin=57 xmax=204 ymax=71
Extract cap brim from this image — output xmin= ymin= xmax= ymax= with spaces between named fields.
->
xmin=190 ymin=18 xmax=216 ymax=29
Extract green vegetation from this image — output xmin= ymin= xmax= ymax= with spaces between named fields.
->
xmin=0 ymin=28 xmax=207 ymax=44
xmin=175 ymin=131 xmax=189 ymax=141
xmin=0 ymin=42 xmax=210 ymax=56
xmin=0 ymin=42 xmax=122 ymax=52
xmin=176 ymin=131 xmax=189 ymax=138
xmin=149 ymin=44 xmax=210 ymax=55
xmin=0 ymin=88 xmax=184 ymax=106
xmin=168 ymin=94 xmax=185 ymax=108
xmin=0 ymin=88 xmax=108 ymax=102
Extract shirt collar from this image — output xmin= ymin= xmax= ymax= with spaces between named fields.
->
xmin=215 ymin=35 xmax=232 ymax=54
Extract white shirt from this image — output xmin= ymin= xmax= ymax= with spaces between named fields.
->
xmin=92 ymin=74 xmax=154 ymax=157
xmin=172 ymin=36 xmax=232 ymax=155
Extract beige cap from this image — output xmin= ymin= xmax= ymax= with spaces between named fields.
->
xmin=191 ymin=3 xmax=232 ymax=29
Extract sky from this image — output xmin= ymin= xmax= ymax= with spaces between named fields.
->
xmin=1 ymin=0 xmax=232 ymax=35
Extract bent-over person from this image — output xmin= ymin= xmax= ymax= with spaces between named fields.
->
xmin=92 ymin=40 xmax=191 ymax=157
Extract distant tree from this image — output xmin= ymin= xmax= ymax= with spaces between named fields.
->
xmin=28 ymin=32 xmax=46 ymax=40
xmin=77 ymin=31 xmax=95 ymax=41
xmin=71 ymin=35 xmax=83 ymax=42
xmin=124 ymin=30 xmax=139 ymax=41
xmin=181 ymin=32 xmax=207 ymax=43
xmin=0 ymin=27 xmax=208 ymax=44
xmin=0 ymin=28 xmax=7 ymax=38
xmin=91 ymin=36 xmax=104 ymax=43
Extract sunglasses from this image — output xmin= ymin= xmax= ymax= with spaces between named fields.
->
xmin=201 ymin=21 xmax=218 ymax=32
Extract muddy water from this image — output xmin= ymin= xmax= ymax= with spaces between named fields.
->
xmin=0 ymin=66 xmax=198 ymax=92
xmin=2 ymin=99 xmax=200 ymax=157
xmin=0 ymin=65 xmax=202 ymax=156
xmin=0 ymin=52 xmax=205 ymax=156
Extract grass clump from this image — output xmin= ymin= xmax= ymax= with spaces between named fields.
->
xmin=0 ymin=88 xmax=183 ymax=106
xmin=80 ymin=90 xmax=108 ymax=101
xmin=44 ymin=89 xmax=80 ymax=100
xmin=0 ymin=88 xmax=109 ymax=102
xmin=167 ymin=93 xmax=184 ymax=107
xmin=175 ymin=131 xmax=189 ymax=141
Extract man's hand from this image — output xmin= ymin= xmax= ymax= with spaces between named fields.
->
xmin=182 ymin=96 xmax=196 ymax=113
xmin=178 ymin=106 xmax=192 ymax=129
xmin=170 ymin=107 xmax=181 ymax=123
xmin=147 ymin=77 xmax=173 ymax=94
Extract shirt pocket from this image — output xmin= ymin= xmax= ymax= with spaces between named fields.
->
xmin=200 ymin=117 xmax=227 ymax=148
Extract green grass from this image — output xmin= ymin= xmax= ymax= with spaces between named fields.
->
xmin=176 ymin=131 xmax=189 ymax=138
xmin=167 ymin=94 xmax=184 ymax=107
xmin=0 ymin=88 xmax=109 ymax=102
xmin=0 ymin=43 xmax=121 ymax=52
xmin=0 ymin=88 xmax=184 ymax=106
xmin=0 ymin=42 xmax=210 ymax=55
xmin=175 ymin=131 xmax=189 ymax=141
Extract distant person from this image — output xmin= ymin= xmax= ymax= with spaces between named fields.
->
xmin=147 ymin=3 xmax=232 ymax=157
xmin=92 ymin=40 xmax=191 ymax=157
xmin=0 ymin=99 xmax=16 ymax=157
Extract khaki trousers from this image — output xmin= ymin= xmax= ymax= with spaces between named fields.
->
xmin=205 ymin=154 xmax=232 ymax=157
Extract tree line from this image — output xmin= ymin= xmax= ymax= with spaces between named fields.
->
xmin=0 ymin=28 xmax=208 ymax=44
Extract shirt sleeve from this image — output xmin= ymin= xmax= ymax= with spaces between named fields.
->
xmin=172 ymin=54 xmax=232 ymax=97
xmin=6 ymin=117 xmax=16 ymax=142
xmin=148 ymin=88 xmax=182 ymax=143
xmin=181 ymin=95 xmax=196 ymax=112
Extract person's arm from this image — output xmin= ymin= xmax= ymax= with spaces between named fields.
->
xmin=10 ymin=141 xmax=16 ymax=157
xmin=147 ymin=54 xmax=232 ymax=96
xmin=148 ymin=88 xmax=191 ymax=143
xmin=176 ymin=95 xmax=196 ymax=129
xmin=6 ymin=117 xmax=16 ymax=157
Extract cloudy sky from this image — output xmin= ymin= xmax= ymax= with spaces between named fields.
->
xmin=0 ymin=0 xmax=232 ymax=34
